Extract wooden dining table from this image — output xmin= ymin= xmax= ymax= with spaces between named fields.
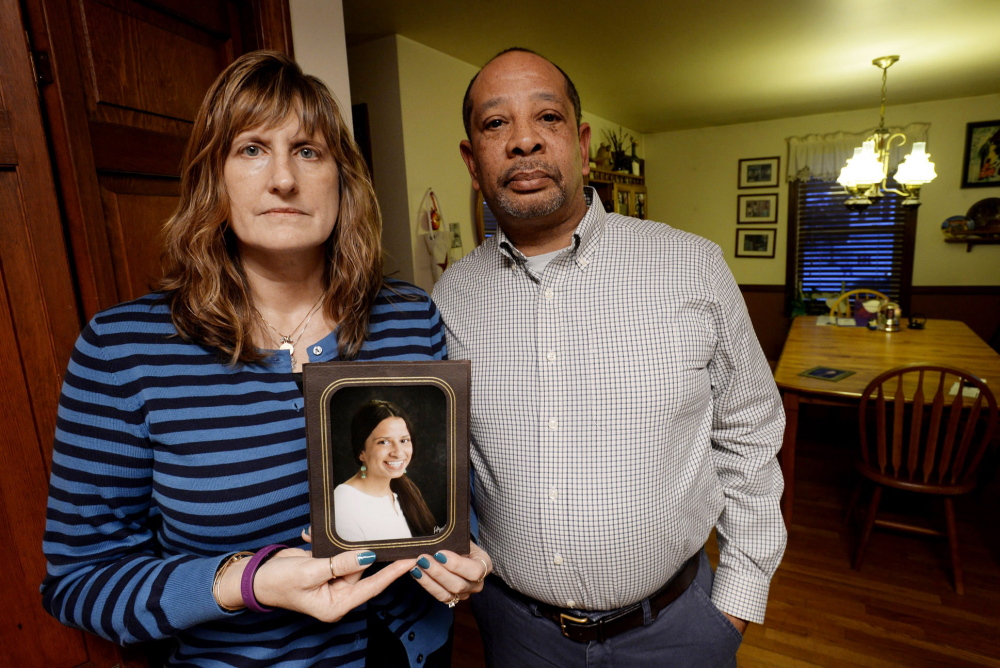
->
xmin=773 ymin=316 xmax=1000 ymax=524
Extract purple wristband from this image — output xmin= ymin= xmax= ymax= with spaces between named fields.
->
xmin=240 ymin=544 xmax=287 ymax=613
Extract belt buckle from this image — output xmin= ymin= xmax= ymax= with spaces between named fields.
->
xmin=559 ymin=612 xmax=590 ymax=639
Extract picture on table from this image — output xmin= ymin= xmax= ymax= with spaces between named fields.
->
xmin=737 ymin=193 xmax=779 ymax=224
xmin=738 ymin=156 xmax=781 ymax=188
xmin=797 ymin=366 xmax=856 ymax=382
xmin=734 ymin=228 xmax=776 ymax=258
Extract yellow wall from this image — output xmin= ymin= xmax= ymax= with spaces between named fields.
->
xmin=347 ymin=37 xmax=414 ymax=282
xmin=396 ymin=36 xmax=480 ymax=290
xmin=350 ymin=35 xmax=648 ymax=293
xmin=645 ymin=93 xmax=1000 ymax=286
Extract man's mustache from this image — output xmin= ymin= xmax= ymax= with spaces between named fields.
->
xmin=497 ymin=161 xmax=563 ymax=188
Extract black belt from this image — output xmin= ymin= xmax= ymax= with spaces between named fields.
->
xmin=491 ymin=552 xmax=699 ymax=643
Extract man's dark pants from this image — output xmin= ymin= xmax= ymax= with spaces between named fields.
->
xmin=470 ymin=550 xmax=742 ymax=667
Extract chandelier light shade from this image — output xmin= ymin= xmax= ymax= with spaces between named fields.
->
xmin=839 ymin=56 xmax=936 ymax=212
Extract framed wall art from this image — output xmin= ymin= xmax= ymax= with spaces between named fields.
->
xmin=738 ymin=156 xmax=781 ymax=189
xmin=304 ymin=360 xmax=470 ymax=561
xmin=961 ymin=120 xmax=1000 ymax=188
xmin=735 ymin=228 xmax=776 ymax=258
xmin=737 ymin=193 xmax=779 ymax=224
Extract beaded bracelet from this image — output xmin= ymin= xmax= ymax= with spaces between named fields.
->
xmin=240 ymin=544 xmax=288 ymax=613
xmin=213 ymin=551 xmax=254 ymax=612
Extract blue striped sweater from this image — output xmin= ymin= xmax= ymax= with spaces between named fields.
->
xmin=41 ymin=281 xmax=451 ymax=667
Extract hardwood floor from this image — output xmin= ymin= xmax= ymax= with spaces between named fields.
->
xmin=451 ymin=406 xmax=1000 ymax=667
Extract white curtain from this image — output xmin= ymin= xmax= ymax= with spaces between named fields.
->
xmin=786 ymin=123 xmax=930 ymax=182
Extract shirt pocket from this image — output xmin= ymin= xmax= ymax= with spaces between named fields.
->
xmin=585 ymin=301 xmax=713 ymax=434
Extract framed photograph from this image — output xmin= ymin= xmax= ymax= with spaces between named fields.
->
xmin=734 ymin=228 xmax=776 ymax=258
xmin=797 ymin=366 xmax=856 ymax=382
xmin=961 ymin=120 xmax=1000 ymax=188
xmin=304 ymin=360 xmax=470 ymax=561
xmin=738 ymin=156 xmax=781 ymax=189
xmin=737 ymin=193 xmax=778 ymax=224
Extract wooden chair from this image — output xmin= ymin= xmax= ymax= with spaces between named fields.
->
xmin=851 ymin=364 xmax=998 ymax=593
xmin=829 ymin=289 xmax=888 ymax=317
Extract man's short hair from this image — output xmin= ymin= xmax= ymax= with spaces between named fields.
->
xmin=462 ymin=47 xmax=582 ymax=140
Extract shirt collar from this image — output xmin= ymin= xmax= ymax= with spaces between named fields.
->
xmin=495 ymin=187 xmax=606 ymax=271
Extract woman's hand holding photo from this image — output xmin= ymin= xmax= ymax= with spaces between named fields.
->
xmin=408 ymin=542 xmax=493 ymax=607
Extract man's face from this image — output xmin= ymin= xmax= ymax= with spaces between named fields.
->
xmin=461 ymin=52 xmax=590 ymax=224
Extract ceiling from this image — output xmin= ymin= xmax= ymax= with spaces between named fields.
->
xmin=342 ymin=0 xmax=1000 ymax=134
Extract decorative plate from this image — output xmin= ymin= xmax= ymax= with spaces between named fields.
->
xmin=967 ymin=197 xmax=1000 ymax=230
xmin=941 ymin=215 xmax=973 ymax=237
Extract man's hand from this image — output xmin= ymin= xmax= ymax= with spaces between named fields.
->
xmin=722 ymin=611 xmax=748 ymax=635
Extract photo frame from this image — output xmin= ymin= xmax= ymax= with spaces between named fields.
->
xmin=738 ymin=156 xmax=781 ymax=189
xmin=734 ymin=228 xmax=776 ymax=258
xmin=961 ymin=120 xmax=1000 ymax=188
xmin=304 ymin=360 xmax=470 ymax=561
xmin=737 ymin=193 xmax=778 ymax=224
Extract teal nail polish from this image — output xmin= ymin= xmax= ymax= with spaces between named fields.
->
xmin=417 ymin=556 xmax=431 ymax=569
xmin=357 ymin=551 xmax=376 ymax=566
xmin=410 ymin=566 xmax=423 ymax=579
xmin=434 ymin=552 xmax=448 ymax=564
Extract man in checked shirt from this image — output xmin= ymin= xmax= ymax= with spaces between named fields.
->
xmin=432 ymin=47 xmax=787 ymax=666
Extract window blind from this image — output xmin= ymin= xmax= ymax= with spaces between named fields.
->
xmin=794 ymin=179 xmax=912 ymax=301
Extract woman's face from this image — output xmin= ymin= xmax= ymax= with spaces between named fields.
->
xmin=223 ymin=111 xmax=340 ymax=261
xmin=358 ymin=417 xmax=413 ymax=483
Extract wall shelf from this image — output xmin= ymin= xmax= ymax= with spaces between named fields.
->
xmin=944 ymin=236 xmax=1000 ymax=252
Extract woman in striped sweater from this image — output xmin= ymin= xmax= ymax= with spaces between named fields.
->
xmin=40 ymin=51 xmax=482 ymax=667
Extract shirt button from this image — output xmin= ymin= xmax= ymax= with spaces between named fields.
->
xmin=579 ymin=258 xmax=590 ymax=267
xmin=567 ymin=600 xmax=576 ymax=608
xmin=312 ymin=345 xmax=323 ymax=356
xmin=417 ymin=655 xmax=424 ymax=663
xmin=548 ymin=419 xmax=558 ymax=430
xmin=549 ymin=488 xmax=559 ymax=500
xmin=408 ymin=631 xmax=415 ymax=641
xmin=546 ymin=350 xmax=557 ymax=361
xmin=553 ymin=553 xmax=563 ymax=566
xmin=543 ymin=289 xmax=554 ymax=300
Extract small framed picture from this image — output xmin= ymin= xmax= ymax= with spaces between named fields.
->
xmin=797 ymin=366 xmax=856 ymax=382
xmin=961 ymin=120 xmax=1000 ymax=188
xmin=304 ymin=360 xmax=470 ymax=561
xmin=737 ymin=193 xmax=778 ymax=224
xmin=735 ymin=228 xmax=776 ymax=258
xmin=738 ymin=156 xmax=781 ymax=189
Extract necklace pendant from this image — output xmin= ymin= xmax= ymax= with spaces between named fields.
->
xmin=279 ymin=341 xmax=295 ymax=354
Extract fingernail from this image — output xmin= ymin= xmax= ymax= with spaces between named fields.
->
xmin=417 ymin=556 xmax=431 ymax=569
xmin=410 ymin=566 xmax=423 ymax=579
xmin=434 ymin=552 xmax=448 ymax=564
xmin=357 ymin=551 xmax=376 ymax=566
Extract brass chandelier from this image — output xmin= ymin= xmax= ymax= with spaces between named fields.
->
xmin=837 ymin=56 xmax=937 ymax=212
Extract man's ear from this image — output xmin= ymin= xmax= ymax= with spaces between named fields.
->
xmin=460 ymin=140 xmax=481 ymax=191
xmin=578 ymin=122 xmax=592 ymax=177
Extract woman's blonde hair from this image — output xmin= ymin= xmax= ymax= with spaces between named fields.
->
xmin=159 ymin=50 xmax=382 ymax=363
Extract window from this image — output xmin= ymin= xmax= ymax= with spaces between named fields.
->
xmin=786 ymin=179 xmax=916 ymax=313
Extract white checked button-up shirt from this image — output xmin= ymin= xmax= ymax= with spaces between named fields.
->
xmin=432 ymin=189 xmax=786 ymax=623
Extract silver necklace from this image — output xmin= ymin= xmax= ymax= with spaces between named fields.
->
xmin=255 ymin=296 xmax=323 ymax=366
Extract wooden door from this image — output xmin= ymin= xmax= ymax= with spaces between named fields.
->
xmin=22 ymin=0 xmax=294 ymax=318
xmin=2 ymin=0 xmax=292 ymax=665
xmin=0 ymin=1 xmax=96 ymax=664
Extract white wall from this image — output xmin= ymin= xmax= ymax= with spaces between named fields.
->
xmin=289 ymin=0 xmax=352 ymax=133
xmin=645 ymin=94 xmax=1000 ymax=286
